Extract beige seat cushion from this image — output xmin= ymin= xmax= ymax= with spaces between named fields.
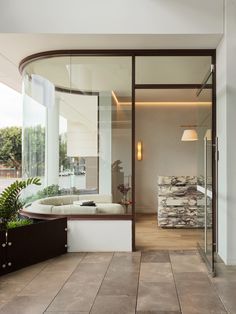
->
xmin=52 ymin=204 xmax=97 ymax=215
xmin=78 ymin=194 xmax=112 ymax=203
xmin=97 ymin=203 xmax=125 ymax=214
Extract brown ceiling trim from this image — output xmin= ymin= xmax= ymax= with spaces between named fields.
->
xmin=19 ymin=49 xmax=216 ymax=74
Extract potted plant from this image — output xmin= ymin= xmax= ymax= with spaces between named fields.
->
xmin=0 ymin=178 xmax=67 ymax=276
xmin=0 ymin=177 xmax=41 ymax=231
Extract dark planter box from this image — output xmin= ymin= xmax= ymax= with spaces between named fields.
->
xmin=0 ymin=218 xmax=67 ymax=276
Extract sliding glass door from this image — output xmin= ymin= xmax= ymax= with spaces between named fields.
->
xmin=197 ymin=66 xmax=215 ymax=274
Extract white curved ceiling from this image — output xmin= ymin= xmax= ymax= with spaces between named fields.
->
xmin=0 ymin=34 xmax=221 ymax=93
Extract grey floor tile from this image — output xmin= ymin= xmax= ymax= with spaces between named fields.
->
xmin=46 ymin=281 xmax=101 ymax=312
xmin=18 ymin=271 xmax=71 ymax=297
xmin=0 ymin=301 xmax=7 ymax=310
xmin=106 ymin=252 xmax=140 ymax=273
xmin=213 ymin=280 xmax=236 ymax=314
xmin=114 ymin=251 xmax=141 ymax=261
xmin=43 ymin=253 xmax=85 ymax=273
xmin=174 ymin=272 xmax=215 ymax=294
xmin=81 ymin=252 xmax=113 ymax=264
xmin=47 ymin=258 xmax=109 ymax=312
xmin=179 ymin=293 xmax=226 ymax=314
xmin=170 ymin=254 xmax=206 ymax=273
xmin=0 ymin=261 xmax=48 ymax=283
xmin=214 ymin=263 xmax=236 ymax=281
xmin=0 ymin=281 xmax=25 ymax=302
xmin=140 ymin=263 xmax=173 ymax=283
xmin=0 ymin=295 xmax=52 ymax=314
xmin=98 ymin=269 xmax=139 ymax=296
xmin=46 ymin=312 xmax=89 ymax=314
xmin=169 ymin=250 xmax=199 ymax=255
xmin=137 ymin=311 xmax=181 ymax=314
xmin=174 ymin=272 xmax=226 ymax=313
xmin=137 ymin=282 xmax=180 ymax=312
xmin=72 ymin=261 xmax=109 ymax=282
xmin=142 ymin=251 xmax=170 ymax=263
xmin=90 ymin=295 xmax=136 ymax=314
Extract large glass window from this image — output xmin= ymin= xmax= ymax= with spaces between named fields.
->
xmin=136 ymin=56 xmax=212 ymax=84
xmin=22 ymin=56 xmax=132 ymax=215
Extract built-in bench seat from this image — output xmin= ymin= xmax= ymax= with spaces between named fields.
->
xmin=23 ymin=194 xmax=125 ymax=216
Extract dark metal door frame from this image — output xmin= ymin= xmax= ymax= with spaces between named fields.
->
xmin=19 ymin=49 xmax=217 ymax=254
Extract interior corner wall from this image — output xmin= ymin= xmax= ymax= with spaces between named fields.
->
xmin=225 ymin=0 xmax=236 ymax=265
xmin=216 ymin=35 xmax=227 ymax=264
xmin=135 ymin=105 xmax=198 ymax=213
xmin=217 ymin=0 xmax=236 ymax=265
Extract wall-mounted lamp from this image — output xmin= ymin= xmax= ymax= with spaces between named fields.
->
xmin=137 ymin=141 xmax=142 ymax=161
xmin=181 ymin=129 xmax=198 ymax=141
xmin=204 ymin=129 xmax=212 ymax=141
xmin=180 ymin=125 xmax=198 ymax=141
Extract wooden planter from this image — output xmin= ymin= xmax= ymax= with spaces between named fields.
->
xmin=0 ymin=218 xmax=67 ymax=276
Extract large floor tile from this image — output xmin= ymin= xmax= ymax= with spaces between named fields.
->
xmin=170 ymin=254 xmax=206 ymax=273
xmin=213 ymin=280 xmax=236 ymax=314
xmin=0 ymin=295 xmax=52 ymax=314
xmin=178 ymin=293 xmax=226 ymax=314
xmin=18 ymin=271 xmax=71 ymax=297
xmin=137 ymin=282 xmax=180 ymax=312
xmin=106 ymin=253 xmax=140 ymax=274
xmin=174 ymin=272 xmax=226 ymax=313
xmin=47 ymin=258 xmax=109 ymax=312
xmin=0 ymin=261 xmax=48 ymax=284
xmin=90 ymin=295 xmax=136 ymax=314
xmin=0 ymin=282 xmax=25 ymax=302
xmin=137 ymin=311 xmax=181 ymax=314
xmin=46 ymin=312 xmax=89 ymax=314
xmin=214 ymin=263 xmax=236 ymax=282
xmin=45 ymin=311 xmax=89 ymax=314
xmin=43 ymin=253 xmax=85 ymax=273
xmin=46 ymin=281 xmax=101 ymax=312
xmin=81 ymin=252 xmax=113 ymax=264
xmin=71 ymin=261 xmax=109 ymax=282
xmin=0 ymin=301 xmax=7 ymax=311
xmin=114 ymin=251 xmax=141 ymax=261
xmin=174 ymin=272 xmax=215 ymax=294
xmin=140 ymin=263 xmax=173 ymax=283
xmin=141 ymin=251 xmax=170 ymax=263
xmin=98 ymin=269 xmax=139 ymax=296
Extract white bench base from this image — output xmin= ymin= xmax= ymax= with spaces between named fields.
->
xmin=67 ymin=220 xmax=132 ymax=252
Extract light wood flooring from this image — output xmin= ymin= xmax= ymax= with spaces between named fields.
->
xmin=136 ymin=213 xmax=203 ymax=251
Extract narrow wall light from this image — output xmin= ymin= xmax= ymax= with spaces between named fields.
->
xmin=204 ymin=129 xmax=212 ymax=141
xmin=181 ymin=129 xmax=198 ymax=141
xmin=137 ymin=141 xmax=142 ymax=160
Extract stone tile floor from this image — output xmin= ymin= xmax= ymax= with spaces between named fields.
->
xmin=0 ymin=250 xmax=235 ymax=313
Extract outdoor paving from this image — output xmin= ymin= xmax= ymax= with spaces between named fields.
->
xmin=0 ymin=251 xmax=235 ymax=313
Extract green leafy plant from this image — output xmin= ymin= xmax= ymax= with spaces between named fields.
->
xmin=0 ymin=177 xmax=41 ymax=230
xmin=7 ymin=218 xmax=32 ymax=229
xmin=23 ymin=184 xmax=60 ymax=204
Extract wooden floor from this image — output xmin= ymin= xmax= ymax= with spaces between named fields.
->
xmin=136 ymin=214 xmax=203 ymax=251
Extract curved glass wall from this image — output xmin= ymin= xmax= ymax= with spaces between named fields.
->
xmin=22 ymin=56 xmax=132 ymax=215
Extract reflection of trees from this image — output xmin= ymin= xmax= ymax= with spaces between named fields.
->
xmin=59 ymin=133 xmax=70 ymax=170
xmin=23 ymin=125 xmax=45 ymax=177
xmin=0 ymin=127 xmax=22 ymax=170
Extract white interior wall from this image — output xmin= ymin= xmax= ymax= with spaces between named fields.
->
xmin=216 ymin=0 xmax=236 ymax=265
xmin=135 ymin=105 xmax=198 ymax=213
xmin=225 ymin=0 xmax=236 ymax=265
xmin=216 ymin=35 xmax=228 ymax=263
